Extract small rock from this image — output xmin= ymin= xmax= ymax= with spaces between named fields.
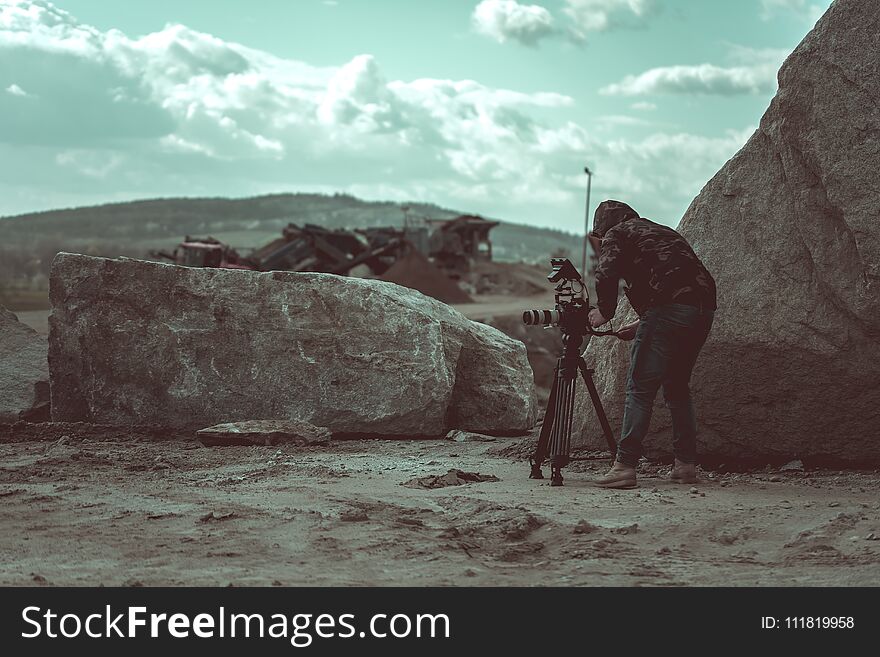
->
xmin=780 ymin=459 xmax=804 ymax=472
xmin=199 ymin=510 xmax=235 ymax=522
xmin=828 ymin=502 xmax=840 ymax=508
xmin=44 ymin=435 xmax=71 ymax=455
xmin=769 ymin=475 xmax=782 ymax=482
xmin=396 ymin=516 xmax=424 ymax=527
xmin=865 ymin=532 xmax=877 ymax=541
xmin=146 ymin=512 xmax=177 ymax=520
xmin=402 ymin=469 xmax=499 ymax=490
xmin=31 ymin=573 xmax=47 ymax=584
xmin=573 ymin=520 xmax=599 ymax=535
xmin=504 ymin=515 xmax=544 ymax=540
xmin=464 ymin=569 xmax=478 ymax=577
xmin=446 ymin=430 xmax=496 ymax=443
xmin=612 ymin=523 xmax=639 ymax=535
xmin=689 ymin=487 xmax=699 ymax=494
xmin=339 ymin=509 xmax=369 ymax=522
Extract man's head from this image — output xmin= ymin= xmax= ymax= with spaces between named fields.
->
xmin=590 ymin=200 xmax=640 ymax=240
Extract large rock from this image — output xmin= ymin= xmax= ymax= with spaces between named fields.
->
xmin=576 ymin=0 xmax=880 ymax=463
xmin=49 ymin=254 xmax=536 ymax=435
xmin=0 ymin=305 xmax=50 ymax=423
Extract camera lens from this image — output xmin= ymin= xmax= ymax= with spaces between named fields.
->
xmin=522 ymin=309 xmax=560 ymax=326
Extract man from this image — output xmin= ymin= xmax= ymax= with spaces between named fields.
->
xmin=587 ymin=200 xmax=716 ymax=489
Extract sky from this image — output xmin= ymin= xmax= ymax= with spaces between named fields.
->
xmin=0 ymin=0 xmax=831 ymax=231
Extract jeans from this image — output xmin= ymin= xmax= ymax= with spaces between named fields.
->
xmin=616 ymin=303 xmax=714 ymax=467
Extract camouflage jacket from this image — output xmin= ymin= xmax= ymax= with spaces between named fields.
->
xmin=594 ymin=210 xmax=717 ymax=320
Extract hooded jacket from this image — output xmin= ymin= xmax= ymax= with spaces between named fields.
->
xmin=592 ymin=200 xmax=716 ymax=320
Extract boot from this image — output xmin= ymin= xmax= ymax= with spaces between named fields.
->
xmin=594 ymin=461 xmax=637 ymax=489
xmin=669 ymin=459 xmax=697 ymax=484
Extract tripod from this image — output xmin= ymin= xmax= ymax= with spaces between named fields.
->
xmin=529 ymin=330 xmax=617 ymax=486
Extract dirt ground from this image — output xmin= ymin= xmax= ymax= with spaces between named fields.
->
xmin=2 ymin=425 xmax=878 ymax=587
xmin=9 ymin=305 xmax=880 ymax=587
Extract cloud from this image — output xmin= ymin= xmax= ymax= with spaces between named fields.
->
xmin=472 ymin=0 xmax=656 ymax=46
xmin=562 ymin=0 xmax=655 ymax=39
xmin=600 ymin=47 xmax=786 ymax=96
xmin=596 ymin=114 xmax=652 ymax=127
xmin=600 ymin=63 xmax=776 ymax=96
xmin=471 ymin=0 xmax=557 ymax=46
xmin=0 ymin=1 xmax=590 ymax=218
xmin=5 ymin=83 xmax=28 ymax=96
xmin=593 ymin=127 xmax=755 ymax=218
xmin=0 ymin=0 xmax=753 ymax=231
xmin=759 ymin=0 xmax=826 ymax=22
xmin=630 ymin=101 xmax=656 ymax=111
xmin=56 ymin=149 xmax=125 ymax=179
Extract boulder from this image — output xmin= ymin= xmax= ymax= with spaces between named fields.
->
xmin=0 ymin=305 xmax=50 ymax=423
xmin=575 ymin=0 xmax=880 ymax=463
xmin=479 ymin=313 xmax=565 ymax=394
xmin=49 ymin=254 xmax=536 ymax=436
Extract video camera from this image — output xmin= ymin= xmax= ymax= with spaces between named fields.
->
xmin=522 ymin=258 xmax=613 ymax=337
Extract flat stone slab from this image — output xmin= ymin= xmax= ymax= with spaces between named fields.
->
xmin=196 ymin=420 xmax=331 ymax=446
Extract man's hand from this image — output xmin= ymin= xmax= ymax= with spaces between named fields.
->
xmin=614 ymin=320 xmax=640 ymax=341
xmin=588 ymin=308 xmax=608 ymax=328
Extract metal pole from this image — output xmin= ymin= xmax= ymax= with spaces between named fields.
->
xmin=580 ymin=166 xmax=592 ymax=275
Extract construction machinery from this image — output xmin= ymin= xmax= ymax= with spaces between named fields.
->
xmin=246 ymin=224 xmax=408 ymax=275
xmin=151 ymin=237 xmax=254 ymax=270
xmin=427 ymin=215 xmax=500 ymax=271
xmin=152 ymin=215 xmax=499 ymax=280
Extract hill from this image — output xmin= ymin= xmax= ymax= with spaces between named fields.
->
xmin=0 ymin=193 xmax=578 ymax=300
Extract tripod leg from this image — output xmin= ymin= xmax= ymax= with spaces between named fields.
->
xmin=529 ymin=361 xmax=560 ymax=479
xmin=548 ymin=374 xmax=575 ymax=486
xmin=578 ymin=359 xmax=617 ymax=460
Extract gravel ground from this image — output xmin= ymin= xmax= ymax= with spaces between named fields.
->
xmin=2 ymin=424 xmax=878 ymax=587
